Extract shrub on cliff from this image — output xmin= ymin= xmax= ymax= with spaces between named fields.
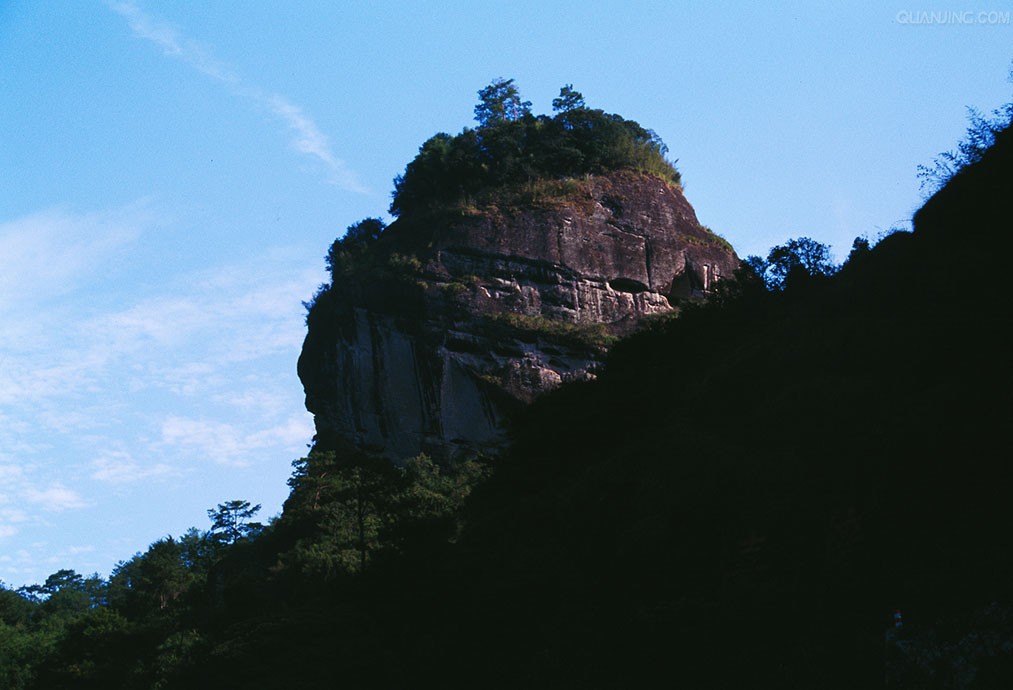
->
xmin=917 ymin=91 xmax=1013 ymax=194
xmin=325 ymin=217 xmax=386 ymax=281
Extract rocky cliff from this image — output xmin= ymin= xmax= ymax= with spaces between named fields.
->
xmin=299 ymin=171 xmax=739 ymax=460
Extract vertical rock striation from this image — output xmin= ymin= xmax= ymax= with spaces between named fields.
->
xmin=299 ymin=171 xmax=739 ymax=460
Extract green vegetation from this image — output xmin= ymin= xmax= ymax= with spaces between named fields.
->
xmin=697 ymin=225 xmax=736 ymax=253
xmin=0 ymin=450 xmax=488 ymax=689
xmin=917 ymin=86 xmax=1013 ymax=194
xmin=283 ymin=449 xmax=487 ymax=578
xmin=444 ymin=175 xmax=594 ymax=215
xmin=744 ymin=235 xmax=838 ymax=290
xmin=473 ymin=77 xmax=532 ymax=128
xmin=385 ymin=251 xmax=422 ymax=276
xmin=483 ymin=312 xmax=616 ymax=350
xmin=390 ymin=80 xmax=680 ymax=218
xmin=324 ymin=216 xmax=387 ymax=282
xmin=207 ymin=500 xmax=263 ymax=546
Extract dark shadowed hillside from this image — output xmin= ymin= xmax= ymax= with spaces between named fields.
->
xmin=188 ymin=101 xmax=1013 ymax=689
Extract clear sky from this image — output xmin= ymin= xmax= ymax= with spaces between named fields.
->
xmin=1 ymin=1 xmax=1010 ymax=587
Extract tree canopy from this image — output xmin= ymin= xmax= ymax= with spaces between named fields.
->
xmin=207 ymin=500 xmax=262 ymax=546
xmin=325 ymin=217 xmax=386 ymax=282
xmin=552 ymin=84 xmax=585 ymax=113
xmin=745 ymin=236 xmax=838 ymax=290
xmin=474 ymin=77 xmax=532 ymax=127
xmin=390 ymin=80 xmax=680 ymax=217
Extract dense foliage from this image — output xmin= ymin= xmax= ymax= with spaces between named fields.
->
xmin=744 ymin=235 xmax=838 ymax=290
xmin=390 ymin=81 xmax=680 ymax=217
xmin=0 ymin=449 xmax=487 ymax=689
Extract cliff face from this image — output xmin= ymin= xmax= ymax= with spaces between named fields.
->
xmin=299 ymin=171 xmax=739 ymax=460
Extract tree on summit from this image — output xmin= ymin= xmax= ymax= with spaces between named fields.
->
xmin=386 ymin=80 xmax=681 ymax=218
xmin=767 ymin=237 xmax=836 ymax=289
xmin=325 ymin=217 xmax=386 ymax=281
xmin=207 ymin=500 xmax=262 ymax=545
xmin=747 ymin=237 xmax=837 ymax=290
xmin=552 ymin=84 xmax=586 ymax=112
xmin=474 ymin=78 xmax=532 ymax=128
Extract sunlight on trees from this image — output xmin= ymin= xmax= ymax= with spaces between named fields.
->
xmin=474 ymin=77 xmax=532 ymax=128
xmin=207 ymin=500 xmax=263 ymax=546
xmin=390 ymin=80 xmax=679 ymax=217
xmin=552 ymin=84 xmax=585 ymax=112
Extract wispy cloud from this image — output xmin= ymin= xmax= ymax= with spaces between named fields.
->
xmin=0 ymin=545 xmax=99 ymax=578
xmin=90 ymin=451 xmax=177 ymax=485
xmin=107 ymin=1 xmax=236 ymax=83
xmin=108 ymin=1 xmax=366 ymax=193
xmin=160 ymin=414 xmax=313 ymax=468
xmin=0 ymin=204 xmax=145 ymax=314
xmin=0 ymin=229 xmax=321 ymax=409
xmin=0 ymin=203 xmax=156 ymax=437
xmin=79 ymin=254 xmax=319 ymax=376
xmin=0 ymin=506 xmax=28 ymax=541
xmin=24 ymin=484 xmax=90 ymax=512
xmin=0 ymin=465 xmax=24 ymax=483
xmin=258 ymin=92 xmax=366 ymax=192
xmin=1 ymin=202 xmax=319 ymax=585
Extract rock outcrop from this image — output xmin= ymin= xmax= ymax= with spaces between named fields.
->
xmin=299 ymin=171 xmax=739 ymax=460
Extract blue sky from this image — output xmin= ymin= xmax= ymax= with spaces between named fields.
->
xmin=1 ymin=1 xmax=1010 ymax=587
